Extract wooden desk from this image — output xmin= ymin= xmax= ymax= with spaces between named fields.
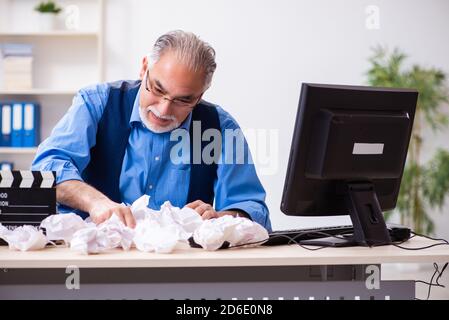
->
xmin=1 ymin=236 xmax=448 ymax=300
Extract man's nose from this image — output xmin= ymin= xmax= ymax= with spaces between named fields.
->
xmin=158 ymin=98 xmax=174 ymax=115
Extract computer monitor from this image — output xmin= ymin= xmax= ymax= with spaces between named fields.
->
xmin=281 ymin=83 xmax=418 ymax=246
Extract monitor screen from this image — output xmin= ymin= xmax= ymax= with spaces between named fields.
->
xmin=281 ymin=83 xmax=418 ymax=246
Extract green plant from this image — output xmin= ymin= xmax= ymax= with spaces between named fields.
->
xmin=367 ymin=46 xmax=449 ymax=235
xmin=34 ymin=1 xmax=62 ymax=14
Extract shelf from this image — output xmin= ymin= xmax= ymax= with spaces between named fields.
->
xmin=0 ymin=89 xmax=77 ymax=95
xmin=0 ymin=147 xmax=38 ymax=154
xmin=0 ymin=31 xmax=99 ymax=37
xmin=0 ymin=0 xmax=104 ymax=170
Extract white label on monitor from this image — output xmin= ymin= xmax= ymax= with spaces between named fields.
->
xmin=353 ymin=143 xmax=384 ymax=155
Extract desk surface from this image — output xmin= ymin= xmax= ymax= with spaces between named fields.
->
xmin=1 ymin=236 xmax=448 ymax=269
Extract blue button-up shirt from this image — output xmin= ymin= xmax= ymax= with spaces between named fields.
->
xmin=31 ymin=82 xmax=272 ymax=230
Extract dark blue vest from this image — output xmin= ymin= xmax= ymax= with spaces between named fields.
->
xmin=73 ymin=80 xmax=220 ymax=219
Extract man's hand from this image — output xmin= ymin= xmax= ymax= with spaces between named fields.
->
xmin=185 ymin=200 xmax=249 ymax=220
xmin=56 ymin=180 xmax=136 ymax=228
xmin=88 ymin=199 xmax=136 ymax=228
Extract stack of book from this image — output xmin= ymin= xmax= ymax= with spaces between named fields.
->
xmin=1 ymin=43 xmax=33 ymax=90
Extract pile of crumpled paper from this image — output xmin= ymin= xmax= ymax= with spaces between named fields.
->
xmin=0 ymin=195 xmax=268 ymax=254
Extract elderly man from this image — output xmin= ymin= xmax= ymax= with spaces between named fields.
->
xmin=32 ymin=30 xmax=271 ymax=231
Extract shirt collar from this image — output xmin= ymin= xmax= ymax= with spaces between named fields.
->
xmin=129 ymin=86 xmax=193 ymax=132
xmin=129 ymin=86 xmax=143 ymax=126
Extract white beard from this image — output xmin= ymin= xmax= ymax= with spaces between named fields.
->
xmin=139 ymin=105 xmax=180 ymax=133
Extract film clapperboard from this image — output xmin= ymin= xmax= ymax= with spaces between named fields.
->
xmin=0 ymin=170 xmax=56 ymax=233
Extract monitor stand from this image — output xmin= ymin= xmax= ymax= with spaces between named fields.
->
xmin=300 ymin=182 xmax=392 ymax=248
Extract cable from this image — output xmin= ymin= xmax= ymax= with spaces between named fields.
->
xmin=227 ymin=234 xmax=328 ymax=250
xmin=222 ymin=227 xmax=449 ymax=252
xmin=410 ymin=231 xmax=449 ymax=244
xmin=414 ymin=269 xmax=438 ymax=301
xmin=415 ymin=280 xmax=444 ymax=287
xmin=227 ymin=230 xmax=347 ymax=250
xmin=393 ymin=242 xmax=449 ymax=250
xmin=227 ymin=238 xmax=270 ymax=248
xmin=414 ymin=262 xmax=448 ymax=300
xmin=267 ymin=234 xmax=328 ymax=251
xmin=269 ymin=233 xmax=329 ymax=251
xmin=228 ymin=230 xmax=354 ymax=251
xmin=425 ymin=264 xmax=439 ymax=300
xmin=436 ymin=262 xmax=448 ymax=287
xmin=391 ymin=231 xmax=449 ymax=250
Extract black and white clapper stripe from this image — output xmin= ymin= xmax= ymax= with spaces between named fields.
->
xmin=0 ymin=170 xmax=56 ymax=188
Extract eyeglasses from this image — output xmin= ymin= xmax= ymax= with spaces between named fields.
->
xmin=145 ymin=69 xmax=202 ymax=109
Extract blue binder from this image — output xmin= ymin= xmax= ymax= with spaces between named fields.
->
xmin=22 ymin=103 xmax=40 ymax=147
xmin=11 ymin=103 xmax=23 ymax=147
xmin=1 ymin=103 xmax=12 ymax=147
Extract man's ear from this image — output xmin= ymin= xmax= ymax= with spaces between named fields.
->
xmin=139 ymin=56 xmax=149 ymax=80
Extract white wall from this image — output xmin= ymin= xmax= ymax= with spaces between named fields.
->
xmin=103 ymin=0 xmax=449 ymax=235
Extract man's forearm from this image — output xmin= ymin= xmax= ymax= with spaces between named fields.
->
xmin=56 ymin=180 xmax=110 ymax=213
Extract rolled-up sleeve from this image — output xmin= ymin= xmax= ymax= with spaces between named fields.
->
xmin=31 ymin=84 xmax=109 ymax=185
xmin=214 ymin=106 xmax=272 ymax=231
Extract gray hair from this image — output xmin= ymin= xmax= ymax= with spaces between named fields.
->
xmin=149 ymin=30 xmax=217 ymax=90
